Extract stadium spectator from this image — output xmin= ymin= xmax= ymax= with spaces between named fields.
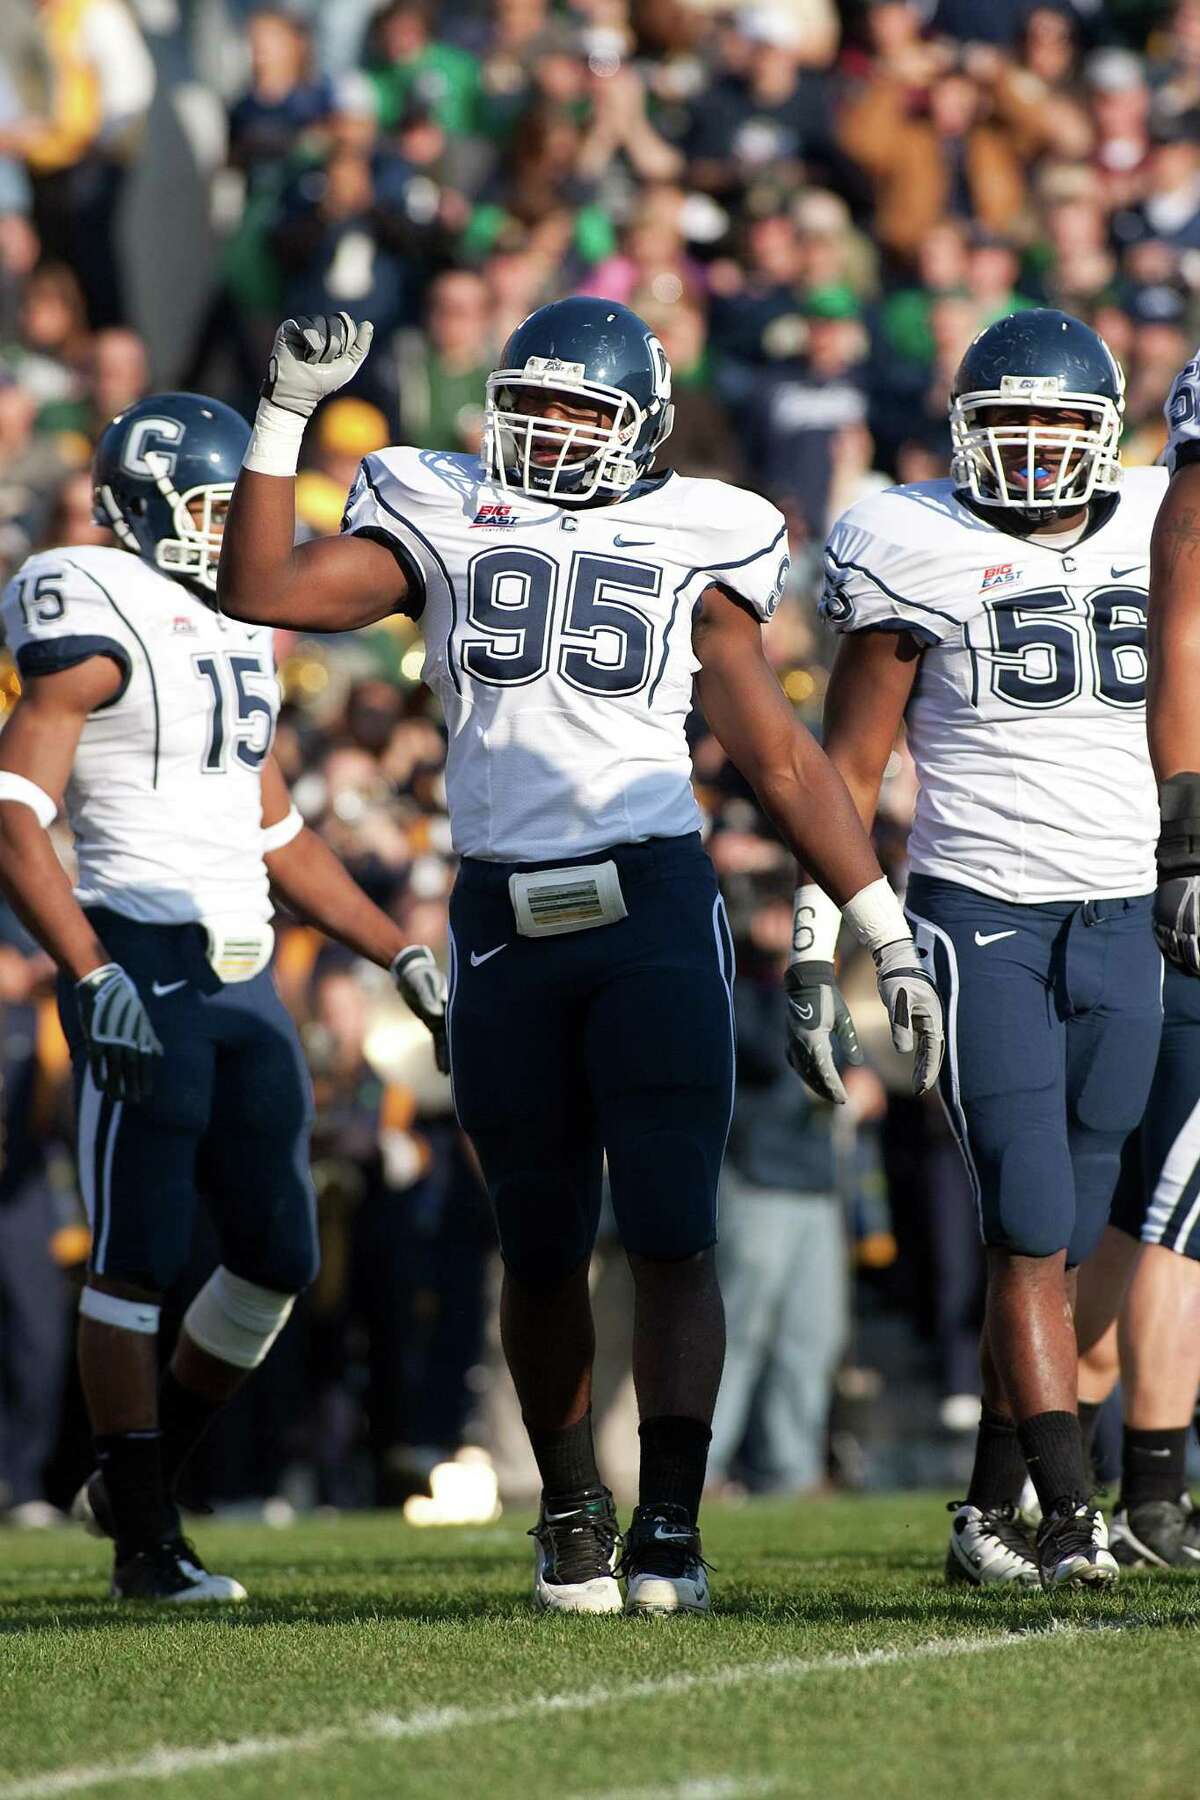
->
xmin=394 ymin=268 xmax=493 ymax=452
xmin=296 ymin=396 xmax=390 ymax=538
xmin=364 ymin=1 xmax=482 ymax=138
xmin=0 ymin=919 xmax=72 ymax=1526
xmin=840 ymin=52 xmax=1028 ymax=262
xmin=707 ymin=887 xmax=849 ymax=1497
xmin=0 ymin=0 xmax=154 ymax=328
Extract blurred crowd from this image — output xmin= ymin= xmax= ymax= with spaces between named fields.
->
xmin=0 ymin=0 xmax=1189 ymax=1523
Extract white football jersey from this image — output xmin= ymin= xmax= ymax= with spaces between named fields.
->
xmin=1 ymin=545 xmax=278 ymax=925
xmin=821 ymin=472 xmax=1165 ymax=903
xmin=343 ymin=448 xmax=789 ymax=861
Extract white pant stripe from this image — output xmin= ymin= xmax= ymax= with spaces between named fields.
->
xmin=710 ymin=893 xmax=737 ymax=1171
xmin=905 ymin=906 xmax=983 ymax=1227
xmin=76 ymin=1069 xmax=101 ymax=1235
xmin=93 ymin=1099 xmax=123 ymax=1274
xmin=1143 ymin=1091 xmax=1200 ymax=1247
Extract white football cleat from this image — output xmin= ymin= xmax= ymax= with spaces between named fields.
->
xmin=944 ymin=1502 xmax=1040 ymax=1587
xmin=1036 ymin=1503 xmax=1118 ymax=1589
xmin=530 ymin=1489 xmax=622 ymax=1614
xmin=621 ymin=1504 xmax=711 ymax=1615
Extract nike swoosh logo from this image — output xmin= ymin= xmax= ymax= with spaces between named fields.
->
xmin=794 ymin=1001 xmax=815 ymax=1021
xmin=470 ymin=945 xmax=507 ymax=967
xmin=614 ymin=535 xmax=654 ymax=548
xmin=151 ymin=979 xmax=187 ymax=997
xmin=974 ymin=930 xmax=1017 ymax=947
xmin=1111 ymin=564 xmax=1144 ymax=579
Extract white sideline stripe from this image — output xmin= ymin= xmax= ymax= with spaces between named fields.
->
xmin=576 ymin=1780 xmax=780 ymax=1800
xmin=0 ymin=1629 xmax=1071 ymax=1800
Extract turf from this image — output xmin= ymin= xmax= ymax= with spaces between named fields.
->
xmin=1 ymin=1497 xmax=1197 ymax=1800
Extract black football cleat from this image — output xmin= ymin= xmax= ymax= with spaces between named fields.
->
xmin=1036 ymin=1501 xmax=1118 ymax=1589
xmin=620 ymin=1502 xmax=711 ymax=1614
xmin=1110 ymin=1498 xmax=1200 ymax=1570
xmin=530 ymin=1487 xmax=622 ymax=1613
xmin=111 ymin=1536 xmax=247 ymax=1603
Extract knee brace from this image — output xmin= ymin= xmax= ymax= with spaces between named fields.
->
xmin=79 ymin=1285 xmax=161 ymax=1335
xmin=183 ymin=1266 xmax=295 ymax=1370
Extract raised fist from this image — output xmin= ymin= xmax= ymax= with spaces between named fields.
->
xmin=261 ymin=312 xmax=374 ymax=421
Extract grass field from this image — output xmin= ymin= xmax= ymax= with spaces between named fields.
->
xmin=2 ymin=1497 xmax=1198 ymax=1800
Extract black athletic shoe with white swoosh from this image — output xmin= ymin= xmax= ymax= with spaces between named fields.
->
xmin=620 ymin=1502 xmax=711 ymax=1614
xmin=111 ymin=1536 xmax=247 ymax=1603
xmin=1036 ymin=1500 xmax=1118 ymax=1588
xmin=1110 ymin=1497 xmax=1200 ymax=1569
xmin=530 ymin=1487 xmax=622 ymax=1613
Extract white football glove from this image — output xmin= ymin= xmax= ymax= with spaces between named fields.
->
xmin=262 ymin=312 xmax=375 ymax=421
xmin=873 ymin=936 xmax=944 ymax=1096
xmin=784 ymin=962 xmax=863 ymax=1106
xmin=76 ymin=963 xmax=163 ymax=1103
xmin=391 ymin=945 xmax=449 ymax=1073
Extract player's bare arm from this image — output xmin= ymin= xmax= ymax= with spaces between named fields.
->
xmin=1149 ymin=420 xmax=1200 ymax=973
xmin=0 ymin=659 xmax=161 ymax=1099
xmin=693 ymin=585 xmax=943 ymax=1101
xmin=819 ymin=626 xmax=922 ymax=828
xmin=218 ymin=314 xmax=410 ymax=632
xmin=693 ymin=584 xmax=888 ymax=902
xmin=259 ymin=757 xmax=447 ymax=1067
xmin=1149 ymin=464 xmax=1200 ymax=781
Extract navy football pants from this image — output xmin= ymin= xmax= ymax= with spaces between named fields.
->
xmin=59 ymin=909 xmax=318 ymax=1295
xmin=1111 ymin=962 xmax=1200 ymax=1258
xmin=906 ymin=874 xmax=1161 ymax=1266
xmin=447 ymin=834 xmax=736 ymax=1285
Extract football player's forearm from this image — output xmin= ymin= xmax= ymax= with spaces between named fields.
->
xmin=266 ymin=828 xmax=405 ymax=967
xmin=1148 ymin=468 xmax=1200 ymax=780
xmin=0 ymin=805 xmax=108 ymax=980
xmin=752 ymin=747 xmax=884 ymax=905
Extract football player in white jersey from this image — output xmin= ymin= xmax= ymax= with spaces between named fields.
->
xmin=810 ymin=310 xmax=1165 ymax=1590
xmin=0 ymin=393 xmax=446 ymax=1602
xmin=1062 ymin=343 xmax=1200 ymax=1569
xmin=215 ymin=298 xmax=944 ymax=1615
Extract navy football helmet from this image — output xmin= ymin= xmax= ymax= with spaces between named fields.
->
xmin=950 ymin=309 xmax=1124 ymax=515
xmin=93 ymin=392 xmax=251 ymax=592
xmin=483 ymin=297 xmax=674 ymax=504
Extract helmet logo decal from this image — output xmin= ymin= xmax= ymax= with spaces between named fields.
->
xmin=523 ymin=356 xmax=586 ymax=382
xmin=647 ymin=336 xmax=672 ymax=405
xmin=998 ymin=375 xmax=1063 ymax=399
xmin=121 ymin=416 xmax=185 ymax=479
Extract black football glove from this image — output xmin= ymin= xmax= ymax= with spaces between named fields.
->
xmin=1154 ymin=875 xmax=1200 ymax=977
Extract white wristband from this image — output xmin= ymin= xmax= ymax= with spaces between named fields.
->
xmin=0 ymin=770 xmax=57 ymax=827
xmin=261 ymin=805 xmax=304 ymax=852
xmin=789 ymin=883 xmax=842 ymax=965
xmin=243 ymin=397 xmax=308 ymax=478
xmin=842 ymin=876 xmax=911 ymax=953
